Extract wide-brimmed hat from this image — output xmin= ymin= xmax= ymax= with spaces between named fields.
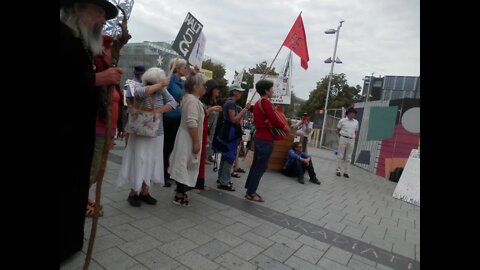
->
xmin=229 ymin=84 xmax=245 ymax=92
xmin=134 ymin=65 xmax=146 ymax=74
xmin=60 ymin=0 xmax=118 ymax=20
xmin=205 ymin=79 xmax=225 ymax=92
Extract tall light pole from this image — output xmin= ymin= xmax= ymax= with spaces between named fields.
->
xmin=319 ymin=20 xmax=344 ymax=149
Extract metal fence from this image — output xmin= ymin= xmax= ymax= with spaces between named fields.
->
xmin=309 ymin=108 xmax=343 ymax=150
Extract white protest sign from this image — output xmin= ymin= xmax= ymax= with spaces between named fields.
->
xmin=247 ymin=88 xmax=261 ymax=105
xmin=171 ymin=12 xmax=203 ymax=63
xmin=188 ymin=31 xmax=206 ymax=67
xmin=392 ymin=149 xmax=420 ymax=206
xmin=248 ymin=74 xmax=291 ymax=105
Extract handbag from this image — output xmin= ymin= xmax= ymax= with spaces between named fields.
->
xmin=257 ymin=98 xmax=288 ymax=140
xmin=125 ymin=95 xmax=161 ymax=137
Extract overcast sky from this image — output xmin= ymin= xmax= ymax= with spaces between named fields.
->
xmin=124 ymin=0 xmax=419 ymax=100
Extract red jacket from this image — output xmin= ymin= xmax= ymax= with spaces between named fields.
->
xmin=254 ymin=98 xmax=287 ymax=141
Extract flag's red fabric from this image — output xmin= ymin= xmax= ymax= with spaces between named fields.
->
xmin=282 ymin=14 xmax=309 ymax=70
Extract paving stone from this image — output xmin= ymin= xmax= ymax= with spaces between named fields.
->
xmin=176 ymin=251 xmax=220 ymax=270
xmin=134 ymin=249 xmax=180 ymax=270
xmin=118 ymin=235 xmax=162 ymax=256
xmin=285 ymin=255 xmax=327 ymax=270
xmin=211 ymin=230 xmax=244 ymax=247
xmin=145 ymin=226 xmax=180 ymax=243
xmin=323 ymin=246 xmax=353 ymax=265
xmin=250 ymin=254 xmax=293 ymax=270
xmin=347 ymin=258 xmax=378 ymax=270
xmin=129 ymin=216 xmax=166 ymax=231
xmin=251 ymin=222 xmax=283 ymax=238
xmin=223 ymin=222 xmax=252 ymax=236
xmin=195 ymin=239 xmax=232 ymax=260
xmin=92 ymin=233 xmax=126 ymax=254
xmin=180 ymin=227 xmax=214 ymax=246
xmin=240 ymin=232 xmax=275 ymax=249
xmin=262 ymin=243 xmax=296 ymax=263
xmin=269 ymin=233 xmax=303 ymax=250
xmin=392 ymin=241 xmax=415 ymax=260
xmin=230 ymin=241 xmax=264 ymax=261
xmin=214 ymin=252 xmax=257 ymax=270
xmin=109 ymin=223 xmax=147 ymax=242
xmin=158 ymin=237 xmax=198 ymax=258
xmin=93 ymin=247 xmax=138 ymax=270
xmin=162 ymin=218 xmax=197 ymax=233
xmin=296 ymin=235 xmax=330 ymax=251
xmin=278 ymin=228 xmax=302 ymax=240
xmin=207 ymin=213 xmax=236 ymax=225
xmin=293 ymin=244 xmax=325 ymax=264
xmin=317 ymin=257 xmax=352 ymax=270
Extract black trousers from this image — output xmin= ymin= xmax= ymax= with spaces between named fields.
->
xmin=175 ymin=181 xmax=192 ymax=193
xmin=282 ymin=159 xmax=316 ymax=179
xmin=163 ymin=116 xmax=181 ymax=180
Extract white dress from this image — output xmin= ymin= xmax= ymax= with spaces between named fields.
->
xmin=168 ymin=94 xmax=205 ymax=187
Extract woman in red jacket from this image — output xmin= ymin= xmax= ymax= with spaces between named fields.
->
xmin=244 ymin=80 xmax=290 ymax=202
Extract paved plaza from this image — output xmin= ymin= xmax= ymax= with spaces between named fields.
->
xmin=61 ymin=140 xmax=420 ymax=270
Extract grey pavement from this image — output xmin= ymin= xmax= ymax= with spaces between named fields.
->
xmin=61 ymin=140 xmax=420 ymax=270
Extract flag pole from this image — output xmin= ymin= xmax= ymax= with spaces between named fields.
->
xmin=248 ymin=11 xmax=302 ymax=105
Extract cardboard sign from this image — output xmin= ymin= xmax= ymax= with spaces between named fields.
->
xmin=172 ymin=12 xmax=203 ymax=61
xmin=392 ymin=149 xmax=420 ymax=206
xmin=247 ymin=74 xmax=291 ymax=105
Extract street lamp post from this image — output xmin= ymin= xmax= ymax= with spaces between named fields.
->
xmin=319 ymin=20 xmax=344 ymax=149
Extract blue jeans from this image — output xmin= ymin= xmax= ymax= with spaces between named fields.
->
xmin=244 ymin=138 xmax=273 ymax=194
xmin=282 ymin=159 xmax=316 ymax=179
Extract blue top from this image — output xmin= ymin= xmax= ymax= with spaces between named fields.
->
xmin=283 ymin=149 xmax=311 ymax=170
xmin=223 ymin=98 xmax=237 ymax=124
xmin=164 ymin=74 xmax=184 ymax=119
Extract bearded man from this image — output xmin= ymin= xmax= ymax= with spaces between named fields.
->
xmin=60 ymin=0 xmax=122 ymax=263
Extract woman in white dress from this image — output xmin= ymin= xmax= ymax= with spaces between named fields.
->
xmin=168 ymin=73 xmax=206 ymax=206
xmin=117 ymin=67 xmax=177 ymax=207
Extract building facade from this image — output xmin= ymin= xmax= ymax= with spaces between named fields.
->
xmin=361 ymin=75 xmax=420 ymax=102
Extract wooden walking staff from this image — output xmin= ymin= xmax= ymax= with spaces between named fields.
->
xmin=83 ymin=5 xmax=131 ymax=270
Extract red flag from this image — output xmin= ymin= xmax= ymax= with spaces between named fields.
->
xmin=282 ymin=14 xmax=309 ymax=70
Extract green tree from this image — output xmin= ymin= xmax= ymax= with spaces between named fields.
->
xmin=300 ymin=73 xmax=361 ymax=116
xmin=283 ymin=91 xmax=296 ymax=118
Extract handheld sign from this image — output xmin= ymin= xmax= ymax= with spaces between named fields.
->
xmin=172 ymin=12 xmax=203 ymax=63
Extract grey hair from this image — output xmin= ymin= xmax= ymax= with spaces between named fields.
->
xmin=60 ymin=3 xmax=103 ymax=56
xmin=60 ymin=7 xmax=80 ymax=37
xmin=169 ymin=58 xmax=187 ymax=73
xmin=184 ymin=74 xmax=205 ymax=93
xmin=142 ymin=67 xmax=166 ymax=86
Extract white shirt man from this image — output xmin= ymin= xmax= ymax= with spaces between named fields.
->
xmin=336 ymin=108 xmax=359 ymax=178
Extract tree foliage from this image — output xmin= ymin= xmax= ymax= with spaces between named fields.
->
xmin=300 ymin=73 xmax=362 ymax=116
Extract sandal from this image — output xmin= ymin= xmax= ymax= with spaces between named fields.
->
xmin=244 ymin=193 xmax=265 ymax=202
xmin=235 ymin=168 xmax=246 ymax=173
xmin=217 ymin=184 xmax=236 ymax=191
xmin=88 ymin=200 xmax=103 ymax=210
xmin=86 ymin=204 xmax=104 ymax=217
xmin=172 ymin=195 xmax=191 ymax=207
xmin=231 ymin=172 xmax=241 ymax=178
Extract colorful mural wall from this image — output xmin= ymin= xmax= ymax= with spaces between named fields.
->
xmin=353 ymin=98 xmax=420 ymax=179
